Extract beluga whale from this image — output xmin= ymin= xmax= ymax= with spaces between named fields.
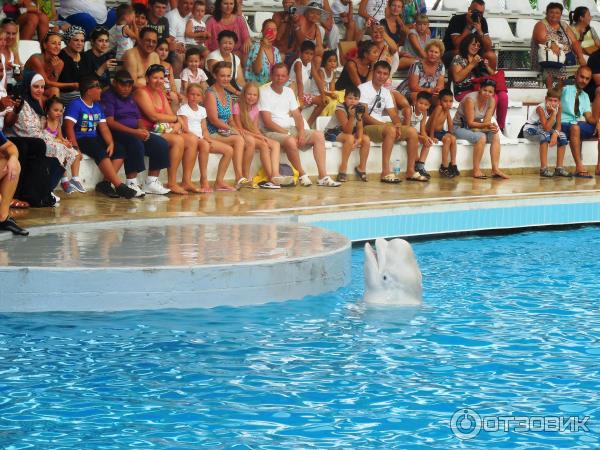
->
xmin=363 ymin=238 xmax=423 ymax=306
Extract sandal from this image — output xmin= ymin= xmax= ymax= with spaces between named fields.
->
xmin=406 ymin=173 xmax=429 ymax=182
xmin=380 ymin=173 xmax=401 ymax=184
xmin=540 ymin=167 xmax=554 ymax=178
xmin=574 ymin=171 xmax=593 ymax=179
xmin=9 ymin=199 xmax=30 ymax=209
xmin=317 ymin=175 xmax=341 ymax=187
xmin=354 ymin=166 xmax=368 ymax=182
xmin=554 ymin=167 xmax=572 ymax=177
xmin=336 ymin=172 xmax=347 ymax=182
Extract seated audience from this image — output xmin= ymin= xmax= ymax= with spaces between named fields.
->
xmin=560 ymin=66 xmax=599 ymax=178
xmin=206 ymin=30 xmax=245 ymax=95
xmin=58 ymin=26 xmax=85 ymax=104
xmin=64 ymin=75 xmax=137 ymax=199
xmin=335 ymin=41 xmax=378 ymax=91
xmin=358 ymin=0 xmax=387 ymax=29
xmin=156 ymin=39 xmax=182 ymax=109
xmin=396 ymin=39 xmax=445 ymax=105
xmin=124 ymin=27 xmax=161 ymax=89
xmin=330 ymin=0 xmax=361 ymax=42
xmin=205 ymin=61 xmax=252 ymax=187
xmin=359 ymin=60 xmax=421 ymax=182
xmin=399 ymin=14 xmax=431 ymax=70
xmin=272 ymin=0 xmax=300 ymax=62
xmin=410 ymin=91 xmax=434 ymax=179
xmin=24 ymin=31 xmax=66 ymax=98
xmin=370 ymin=24 xmax=399 ymax=79
xmin=428 ymin=88 xmax=459 ymax=178
xmin=81 ymin=26 xmax=117 ymax=89
xmin=185 ymin=1 xmax=210 ymax=49
xmin=58 ymin=0 xmax=117 ymax=37
xmin=324 ymin=86 xmax=370 ymax=182
xmin=146 ymin=0 xmax=171 ymax=42
xmin=110 ymin=4 xmax=138 ymax=60
xmin=181 ymin=47 xmax=209 ymax=94
xmin=134 ymin=64 xmax=193 ymax=195
xmin=178 ymin=82 xmax=236 ymax=192
xmin=16 ymin=0 xmax=50 ymax=41
xmin=442 ymin=0 xmax=496 ymax=71
xmin=166 ymin=0 xmax=193 ymax=76
xmin=245 ymin=19 xmax=282 ymax=86
xmin=523 ymin=88 xmax=571 ymax=178
xmin=453 ymin=79 xmax=508 ymax=179
xmin=450 ymin=34 xmax=508 ymax=132
xmin=102 ymin=70 xmax=171 ymax=196
xmin=1 ymin=19 xmax=23 ymax=89
xmin=293 ymin=2 xmax=326 ymax=66
xmin=0 ymin=131 xmax=28 ymax=236
xmin=570 ymin=6 xmax=600 ymax=59
xmin=532 ymin=2 xmax=584 ymax=89
xmin=380 ymin=0 xmax=408 ymax=49
xmin=259 ymin=63 xmax=341 ymax=187
xmin=205 ymin=0 xmax=250 ymax=56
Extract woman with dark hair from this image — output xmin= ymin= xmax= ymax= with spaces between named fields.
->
xmin=206 ymin=30 xmax=246 ymax=96
xmin=58 ymin=26 xmax=85 ymax=103
xmin=453 ymin=79 xmax=508 ymax=179
xmin=5 ymin=72 xmax=79 ymax=205
xmin=24 ymin=31 xmax=73 ymax=99
xmin=450 ymin=34 xmax=508 ymax=132
xmin=205 ymin=0 xmax=251 ymax=56
xmin=532 ymin=2 xmax=584 ymax=88
xmin=569 ymin=6 xmax=600 ymax=58
xmin=335 ymin=40 xmax=379 ymax=90
xmin=245 ymin=19 xmax=282 ymax=85
xmin=81 ymin=26 xmax=118 ymax=89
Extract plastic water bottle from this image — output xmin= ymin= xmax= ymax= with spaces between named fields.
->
xmin=393 ymin=159 xmax=401 ymax=176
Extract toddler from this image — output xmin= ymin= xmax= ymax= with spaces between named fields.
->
xmin=180 ymin=47 xmax=209 ymax=94
xmin=110 ymin=4 xmax=137 ymax=60
xmin=185 ymin=0 xmax=210 ymax=48
xmin=411 ymin=91 xmax=434 ymax=180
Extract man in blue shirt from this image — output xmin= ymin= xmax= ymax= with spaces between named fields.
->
xmin=0 ymin=132 xmax=28 ymax=236
xmin=560 ymin=66 xmax=600 ymax=179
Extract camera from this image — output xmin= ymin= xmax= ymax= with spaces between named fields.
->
xmin=286 ymin=6 xmax=297 ymax=14
xmin=355 ymin=104 xmax=365 ymax=114
xmin=470 ymin=10 xmax=481 ymax=22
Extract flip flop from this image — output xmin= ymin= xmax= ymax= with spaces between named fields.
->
xmin=574 ymin=171 xmax=593 ymax=179
xmin=473 ymin=174 xmax=488 ymax=179
xmin=215 ymin=185 xmax=237 ymax=192
xmin=9 ymin=199 xmax=30 ymax=209
xmin=406 ymin=173 xmax=429 ymax=182
xmin=380 ymin=173 xmax=401 ymax=184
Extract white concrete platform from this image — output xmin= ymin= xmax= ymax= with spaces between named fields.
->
xmin=0 ymin=220 xmax=351 ymax=312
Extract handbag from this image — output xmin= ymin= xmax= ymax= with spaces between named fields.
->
xmin=471 ymin=70 xmax=508 ymax=93
xmin=538 ymin=42 xmax=566 ymax=69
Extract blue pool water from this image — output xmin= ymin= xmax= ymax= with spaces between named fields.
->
xmin=1 ymin=227 xmax=600 ymax=449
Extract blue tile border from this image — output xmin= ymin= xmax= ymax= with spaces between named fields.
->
xmin=307 ymin=198 xmax=600 ymax=242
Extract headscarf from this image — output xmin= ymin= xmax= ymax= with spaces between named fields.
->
xmin=20 ymin=71 xmax=46 ymax=117
xmin=63 ymin=26 xmax=85 ymax=44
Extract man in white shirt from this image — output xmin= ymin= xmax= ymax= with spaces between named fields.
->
xmin=259 ymin=63 xmax=340 ymax=187
xmin=165 ymin=0 xmax=192 ymax=76
xmin=360 ymin=60 xmax=423 ymax=182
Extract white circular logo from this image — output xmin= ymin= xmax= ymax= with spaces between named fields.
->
xmin=450 ymin=408 xmax=482 ymax=440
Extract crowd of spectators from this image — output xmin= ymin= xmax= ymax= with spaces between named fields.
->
xmin=2 ymin=0 xmax=600 ymax=236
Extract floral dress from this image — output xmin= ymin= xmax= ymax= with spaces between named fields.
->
xmin=12 ymin=102 xmax=78 ymax=167
xmin=244 ymin=42 xmax=282 ymax=86
xmin=396 ymin=60 xmax=445 ymax=97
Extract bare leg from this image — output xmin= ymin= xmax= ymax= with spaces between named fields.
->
xmin=337 ymin=133 xmax=355 ymax=175
xmin=0 ymin=158 xmax=19 ymax=221
xmin=568 ymin=124 xmax=586 ymax=173
xmin=255 ymin=138 xmax=273 ymax=179
xmin=197 ymin=138 xmax=212 ymax=193
xmin=490 ymin=133 xmax=509 ymax=178
xmin=557 ymin=144 xmax=567 ymax=168
xmin=268 ymin=139 xmax=281 ymax=180
xmin=404 ymin=127 xmax=419 ymax=178
xmin=282 ymin=136 xmax=305 ymax=176
xmin=441 ymin=134 xmax=451 ymax=167
xmin=242 ymin=135 xmax=256 ymax=180
xmin=381 ymin=125 xmax=396 ymax=176
xmin=161 ymin=133 xmax=187 ymax=194
xmin=358 ymin=135 xmax=370 ymax=172
xmin=472 ymin=135 xmax=486 ymax=178
xmin=539 ymin=142 xmax=549 ymax=169
xmin=181 ymin=132 xmax=202 ymax=192
xmin=209 ymin=139 xmax=235 ymax=190
xmin=449 ymin=135 xmax=457 ymax=166
xmin=308 ymin=131 xmax=327 ymax=179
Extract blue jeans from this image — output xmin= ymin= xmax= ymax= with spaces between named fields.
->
xmin=524 ymin=127 xmax=568 ymax=146
xmin=61 ymin=9 xmax=117 ymax=38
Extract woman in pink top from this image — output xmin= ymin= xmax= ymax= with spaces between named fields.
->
xmin=205 ymin=0 xmax=251 ymax=57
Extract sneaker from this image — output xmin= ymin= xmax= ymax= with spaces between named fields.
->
xmin=95 ymin=180 xmax=119 ymax=198
xmin=299 ymin=174 xmax=312 ymax=187
xmin=554 ymin=167 xmax=572 ymax=177
xmin=127 ymin=183 xmax=146 ymax=197
xmin=449 ymin=164 xmax=460 ymax=177
xmin=236 ymin=177 xmax=250 ymax=188
xmin=317 ymin=175 xmax=341 ymax=187
xmin=439 ymin=165 xmax=453 ymax=178
xmin=115 ymin=183 xmax=137 ymax=199
xmin=61 ymin=180 xmax=75 ymax=194
xmin=143 ymin=179 xmax=171 ymax=195
xmin=51 ymin=192 xmax=61 ymax=203
xmin=540 ymin=167 xmax=554 ymax=178
xmin=69 ymin=178 xmax=86 ymax=193
xmin=258 ymin=181 xmax=281 ymax=189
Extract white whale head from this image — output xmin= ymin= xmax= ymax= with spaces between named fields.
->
xmin=363 ymin=238 xmax=423 ymax=306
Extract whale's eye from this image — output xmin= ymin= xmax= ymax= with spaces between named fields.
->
xmin=383 ymin=275 xmax=387 ymax=281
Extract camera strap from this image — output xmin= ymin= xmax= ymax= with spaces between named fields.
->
xmin=369 ymin=88 xmax=382 ymax=115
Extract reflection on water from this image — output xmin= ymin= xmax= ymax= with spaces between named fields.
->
xmin=0 ymin=223 xmax=348 ymax=268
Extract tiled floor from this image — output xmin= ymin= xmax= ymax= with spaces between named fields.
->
xmin=12 ymin=174 xmax=600 ymax=229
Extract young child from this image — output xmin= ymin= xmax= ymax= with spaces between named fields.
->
xmin=63 ymin=76 xmax=137 ymax=199
xmin=330 ymin=0 xmax=361 ymax=42
xmin=427 ymin=88 xmax=459 ymax=178
xmin=523 ymin=88 xmax=571 ymax=177
xmin=156 ymin=38 xmax=182 ymax=110
xmin=185 ymin=0 xmax=210 ymax=49
xmin=232 ymin=82 xmax=292 ymax=189
xmin=177 ymin=83 xmax=236 ymax=192
xmin=324 ymin=86 xmax=370 ymax=182
xmin=110 ymin=4 xmax=138 ymax=60
xmin=133 ymin=3 xmax=149 ymax=30
xmin=411 ymin=91 xmax=434 ymax=180
xmin=180 ymin=47 xmax=209 ymax=94
xmin=290 ymin=41 xmax=315 ymax=108
xmin=44 ymin=96 xmax=85 ymax=193
xmin=307 ymin=49 xmax=338 ymax=126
